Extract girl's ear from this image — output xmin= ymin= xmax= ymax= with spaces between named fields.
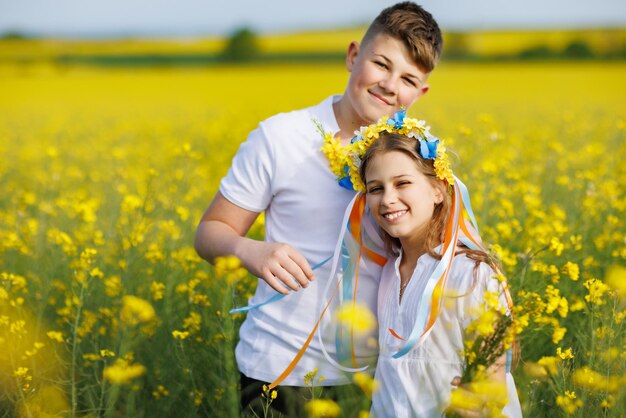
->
xmin=433 ymin=183 xmax=445 ymax=205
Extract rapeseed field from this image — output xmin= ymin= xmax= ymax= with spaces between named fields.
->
xmin=0 ymin=60 xmax=624 ymax=417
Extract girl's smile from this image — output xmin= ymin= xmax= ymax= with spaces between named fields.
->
xmin=364 ymin=150 xmax=443 ymax=251
xmin=382 ymin=209 xmax=408 ymax=222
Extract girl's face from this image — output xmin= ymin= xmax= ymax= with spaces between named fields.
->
xmin=364 ymin=151 xmax=443 ymax=245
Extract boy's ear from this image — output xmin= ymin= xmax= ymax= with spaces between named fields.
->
xmin=417 ymin=83 xmax=430 ymax=98
xmin=346 ymin=41 xmax=360 ymax=72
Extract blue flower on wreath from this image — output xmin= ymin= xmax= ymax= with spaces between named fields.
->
xmin=419 ymin=137 xmax=439 ymax=160
xmin=339 ymin=165 xmax=355 ymax=190
xmin=386 ymin=109 xmax=407 ymax=129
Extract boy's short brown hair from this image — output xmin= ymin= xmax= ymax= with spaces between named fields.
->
xmin=362 ymin=2 xmax=443 ymax=73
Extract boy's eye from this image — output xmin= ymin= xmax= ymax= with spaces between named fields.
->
xmin=403 ymin=77 xmax=416 ymax=87
xmin=374 ymin=60 xmax=388 ymax=69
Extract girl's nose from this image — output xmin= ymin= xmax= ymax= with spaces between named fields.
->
xmin=381 ymin=187 xmax=398 ymax=205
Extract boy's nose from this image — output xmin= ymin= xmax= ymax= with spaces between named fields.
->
xmin=378 ymin=76 xmax=399 ymax=95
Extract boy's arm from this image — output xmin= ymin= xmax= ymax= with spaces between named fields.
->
xmin=194 ymin=192 xmax=314 ymax=295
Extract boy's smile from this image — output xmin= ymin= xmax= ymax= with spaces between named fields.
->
xmin=335 ymin=33 xmax=430 ymax=137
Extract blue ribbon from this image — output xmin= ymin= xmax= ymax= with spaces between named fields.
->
xmin=229 ymin=255 xmax=333 ymax=314
xmin=455 ymin=176 xmax=480 ymax=236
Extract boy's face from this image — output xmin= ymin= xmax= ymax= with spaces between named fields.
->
xmin=344 ymin=33 xmax=430 ymax=127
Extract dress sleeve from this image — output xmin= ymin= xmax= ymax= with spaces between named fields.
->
xmin=219 ymin=123 xmax=275 ymax=213
xmin=471 ymin=263 xmax=509 ymax=313
xmin=456 ymin=262 xmax=509 ymax=328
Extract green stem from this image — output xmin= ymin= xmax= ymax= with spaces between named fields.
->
xmin=70 ymin=279 xmax=87 ymax=418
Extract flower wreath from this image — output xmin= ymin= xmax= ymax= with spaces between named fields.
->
xmin=319 ymin=109 xmax=454 ymax=192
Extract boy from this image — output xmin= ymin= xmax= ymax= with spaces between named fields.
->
xmin=194 ymin=2 xmax=442 ymax=415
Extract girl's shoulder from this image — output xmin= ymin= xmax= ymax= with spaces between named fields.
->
xmin=447 ymin=252 xmax=499 ymax=293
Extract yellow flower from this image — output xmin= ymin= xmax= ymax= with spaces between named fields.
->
xmin=335 ymin=302 xmax=376 ymax=334
xmin=510 ymin=313 xmax=529 ymax=336
xmin=193 ymin=390 xmax=204 ymax=406
xmin=561 ymin=262 xmax=580 ymax=281
xmin=572 ymin=366 xmax=620 ymax=393
xmin=448 ymin=378 xmax=507 ymax=418
xmin=600 ymin=395 xmax=615 ymax=408
xmin=183 ymin=311 xmax=202 ymax=334
xmin=583 ymin=278 xmax=610 ymax=306
xmin=556 ymin=391 xmax=583 ymax=415
xmin=537 ymin=356 xmax=559 ymax=375
xmin=120 ymin=295 xmax=156 ymax=326
xmin=549 ymin=237 xmax=564 ymax=256
xmin=83 ymin=353 xmax=101 ymax=362
xmin=467 ymin=307 xmax=500 ymax=337
xmin=544 ymin=285 xmax=568 ymax=318
xmin=14 ymin=367 xmax=30 ymax=378
xmin=605 ymin=264 xmax=626 ymax=296
xmin=304 ymin=368 xmax=325 ymax=386
xmin=172 ymin=330 xmax=189 ymax=340
xmin=552 ymin=325 xmax=567 ymax=344
xmin=46 ymin=331 xmax=64 ymax=343
xmin=103 ymin=359 xmax=146 ymax=385
xmin=353 ymin=372 xmax=378 ymax=399
xmin=150 ymin=281 xmax=166 ymax=300
xmin=556 ymin=347 xmax=574 ymax=360
xmin=569 ymin=296 xmax=586 ymax=312
xmin=16 ymin=384 xmax=69 ymax=416
xmin=523 ymin=362 xmax=549 ymax=380
xmin=152 ymin=384 xmax=170 ymax=399
xmin=214 ymin=255 xmax=248 ymax=284
xmin=100 ymin=349 xmax=115 ymax=358
xmin=104 ymin=275 xmax=122 ymax=297
xmin=305 ymin=399 xmax=341 ymax=418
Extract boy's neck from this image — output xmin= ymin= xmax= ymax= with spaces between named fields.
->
xmin=332 ymin=98 xmax=372 ymax=144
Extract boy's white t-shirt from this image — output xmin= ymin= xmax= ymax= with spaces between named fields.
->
xmin=371 ymin=250 xmax=522 ymax=418
xmin=220 ymin=95 xmax=381 ymax=385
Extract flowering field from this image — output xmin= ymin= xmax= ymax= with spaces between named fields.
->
xmin=0 ymin=60 xmax=625 ymax=417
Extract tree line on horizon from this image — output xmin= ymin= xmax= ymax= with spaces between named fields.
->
xmin=2 ymin=27 xmax=626 ymax=66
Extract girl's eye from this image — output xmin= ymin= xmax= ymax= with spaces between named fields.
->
xmin=397 ymin=181 xmax=410 ymax=187
xmin=367 ymin=186 xmax=382 ymax=194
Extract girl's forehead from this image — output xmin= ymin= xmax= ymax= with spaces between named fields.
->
xmin=370 ymin=150 xmax=417 ymax=166
xmin=367 ymin=151 xmax=422 ymax=176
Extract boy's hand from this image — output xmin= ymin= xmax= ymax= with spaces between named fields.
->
xmin=237 ymin=240 xmax=315 ymax=295
xmin=194 ymin=192 xmax=314 ymax=295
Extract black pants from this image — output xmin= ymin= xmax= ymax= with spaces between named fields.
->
xmin=240 ymin=373 xmax=339 ymax=418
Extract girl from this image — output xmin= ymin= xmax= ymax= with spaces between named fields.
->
xmin=355 ymin=130 xmax=522 ymax=417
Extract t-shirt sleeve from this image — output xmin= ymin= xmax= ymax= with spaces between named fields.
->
xmin=219 ymin=123 xmax=275 ymax=212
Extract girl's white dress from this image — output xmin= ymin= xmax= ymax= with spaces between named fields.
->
xmin=371 ymin=249 xmax=523 ymax=418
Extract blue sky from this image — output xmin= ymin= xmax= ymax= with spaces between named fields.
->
xmin=1 ymin=0 xmax=625 ymax=38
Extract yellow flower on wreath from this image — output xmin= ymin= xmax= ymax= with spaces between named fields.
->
xmin=319 ymin=109 xmax=453 ymax=192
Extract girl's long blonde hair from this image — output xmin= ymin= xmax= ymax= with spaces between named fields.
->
xmin=359 ymin=131 xmax=496 ymax=269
